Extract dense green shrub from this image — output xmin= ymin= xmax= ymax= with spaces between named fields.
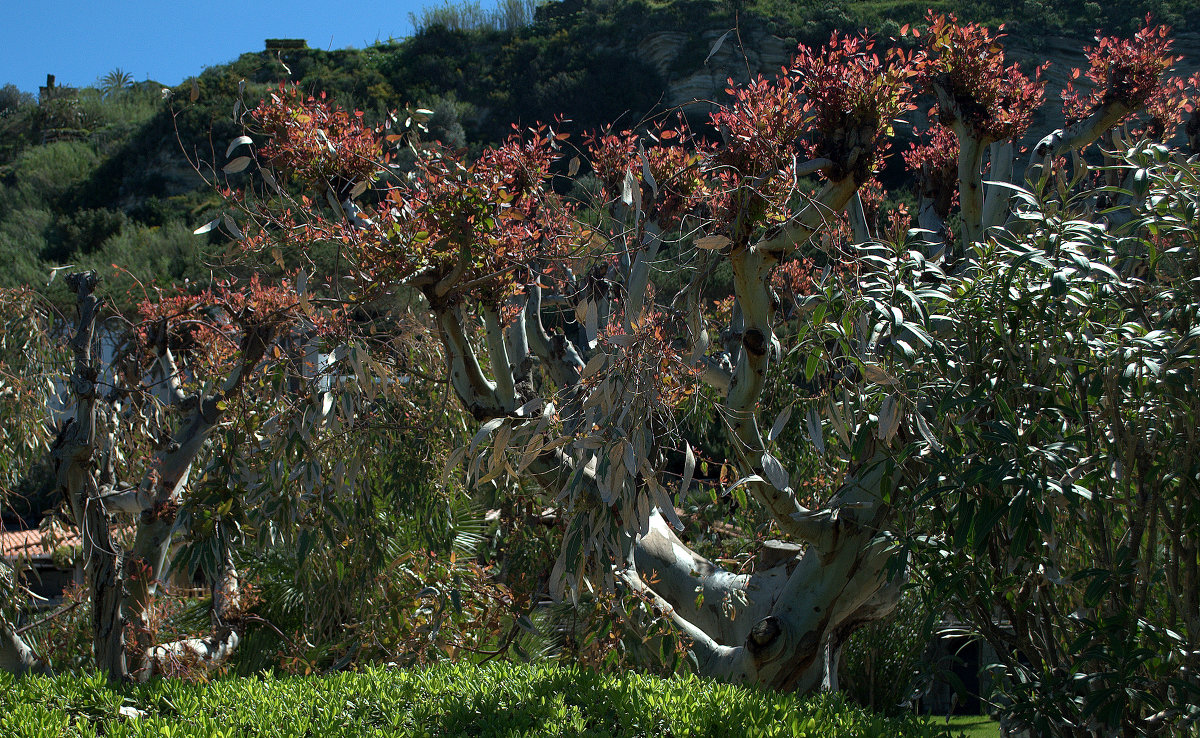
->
xmin=839 ymin=591 xmax=936 ymax=715
xmin=0 ymin=662 xmax=970 ymax=737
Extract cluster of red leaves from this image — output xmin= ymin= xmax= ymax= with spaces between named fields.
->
xmin=853 ymin=178 xmax=913 ymax=243
xmin=857 ymin=178 xmax=885 ymax=224
xmin=585 ymin=124 xmax=709 ymax=227
xmin=770 ymin=255 xmax=815 ymax=298
xmin=1062 ymin=19 xmax=1178 ymax=126
xmin=1132 ymin=72 xmax=1199 ymax=140
xmin=710 ymin=72 xmax=806 ymax=179
xmin=918 ymin=14 xmax=1046 ymax=142
xmin=586 ymin=128 xmax=640 ymax=192
xmin=134 ymin=276 xmax=306 ymax=374
xmin=904 ymin=123 xmax=959 ymax=217
xmin=251 ymin=85 xmax=382 ymax=196
xmin=711 ymin=32 xmax=914 ymax=182
xmin=791 ymin=33 xmax=916 ymax=178
xmin=596 ymin=310 xmax=699 ymax=410
xmin=368 ymin=127 xmax=575 ymax=302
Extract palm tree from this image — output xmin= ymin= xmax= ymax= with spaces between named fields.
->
xmin=99 ymin=68 xmax=133 ymax=98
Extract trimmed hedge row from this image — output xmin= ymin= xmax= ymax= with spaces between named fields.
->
xmin=0 ymin=662 xmax=965 ymax=737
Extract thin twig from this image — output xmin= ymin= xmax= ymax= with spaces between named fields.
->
xmin=15 ymin=599 xmax=82 ymax=635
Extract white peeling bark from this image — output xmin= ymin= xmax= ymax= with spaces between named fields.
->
xmin=847 ymin=192 xmax=871 ymax=244
xmin=433 ymin=305 xmax=503 ymax=419
xmin=632 ymin=510 xmax=787 ymax=644
xmin=982 ymin=141 xmax=1015 ymax=230
xmin=145 ymin=631 xmax=240 ymax=676
xmin=1 ymin=561 xmax=50 ymax=676
xmin=0 ymin=623 xmax=49 ymax=676
xmin=481 ymin=305 xmax=518 ymax=411
xmin=1027 ymin=101 xmax=1132 ymax=186
xmin=955 ymin=131 xmax=987 ymax=246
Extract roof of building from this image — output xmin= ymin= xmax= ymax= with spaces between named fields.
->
xmin=0 ymin=524 xmax=81 ymax=560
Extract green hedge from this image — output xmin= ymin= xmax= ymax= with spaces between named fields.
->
xmin=0 ymin=662 xmax=967 ymax=737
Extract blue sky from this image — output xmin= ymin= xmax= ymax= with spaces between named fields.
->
xmin=1 ymin=0 xmax=466 ymax=93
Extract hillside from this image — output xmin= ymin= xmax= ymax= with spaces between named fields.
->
xmin=0 ymin=0 xmax=1196 ymax=311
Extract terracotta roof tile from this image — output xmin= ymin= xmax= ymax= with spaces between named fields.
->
xmin=1 ymin=524 xmax=130 ymax=561
xmin=0 ymin=525 xmax=80 ymax=560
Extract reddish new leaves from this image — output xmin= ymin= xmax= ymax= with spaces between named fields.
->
xmin=374 ymin=126 xmax=575 ymax=302
xmin=791 ymin=33 xmax=916 ymax=178
xmin=919 ymin=14 xmax=1046 ymax=143
xmin=134 ymin=276 xmax=308 ymax=376
xmin=252 ymin=85 xmax=382 ymax=197
xmin=711 ymin=32 xmax=915 ymax=182
xmin=1061 ymin=18 xmax=1181 ymax=142
xmin=585 ymin=123 xmax=708 ymax=227
xmin=904 ymin=124 xmax=959 ymax=219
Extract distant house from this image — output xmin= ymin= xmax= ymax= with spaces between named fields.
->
xmin=265 ymin=38 xmax=307 ymax=51
xmin=0 ymin=524 xmax=84 ymax=606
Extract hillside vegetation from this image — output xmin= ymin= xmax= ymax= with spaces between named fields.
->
xmin=0 ymin=0 xmax=1195 ymax=310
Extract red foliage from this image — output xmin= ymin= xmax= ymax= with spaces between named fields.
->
xmin=904 ymin=123 xmax=959 ymax=217
xmin=134 ymin=276 xmax=307 ymax=373
xmin=251 ymin=85 xmax=383 ymax=196
xmin=770 ymin=256 xmax=815 ymax=298
xmin=585 ymin=122 xmax=708 ymax=226
xmin=1062 ymin=18 xmax=1177 ymax=124
xmin=367 ymin=126 xmax=574 ymax=302
xmin=919 ymin=14 xmax=1046 ymax=142
xmin=791 ymin=32 xmax=916 ymax=177
xmin=711 ymin=32 xmax=915 ymax=182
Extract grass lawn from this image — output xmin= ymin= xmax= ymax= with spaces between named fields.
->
xmin=942 ymin=715 xmax=1001 ymax=738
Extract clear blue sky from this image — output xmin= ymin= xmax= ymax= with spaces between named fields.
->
xmin=1 ymin=0 xmax=474 ymax=94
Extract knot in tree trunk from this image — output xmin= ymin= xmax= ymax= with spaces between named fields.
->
xmin=747 ymin=615 xmax=782 ymax=656
xmin=742 ymin=328 xmax=768 ymax=357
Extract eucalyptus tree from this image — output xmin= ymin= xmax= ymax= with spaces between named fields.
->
xmin=1 ymin=19 xmax=1195 ymax=734
xmin=218 ymin=16 xmax=1192 ymax=700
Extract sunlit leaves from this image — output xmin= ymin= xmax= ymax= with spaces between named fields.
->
xmin=917 ymin=13 xmax=1046 ymax=142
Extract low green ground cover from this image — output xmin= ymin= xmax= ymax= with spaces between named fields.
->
xmin=0 ymin=662 xmax=984 ymax=737
xmin=941 ymin=716 xmax=1001 ymax=738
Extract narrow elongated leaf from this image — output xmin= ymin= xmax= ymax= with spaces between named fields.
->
xmin=761 ymin=452 xmax=790 ymax=491
xmin=705 ymin=29 xmax=734 ymax=64
xmin=223 ymin=156 xmax=251 ymax=174
xmin=878 ymin=394 xmax=900 ymax=442
xmin=768 ymin=404 xmax=793 ymax=442
xmin=515 ymin=397 xmax=545 ymax=418
xmin=726 ymin=474 xmax=765 ymax=500
xmin=581 ymin=352 xmax=606 ymax=378
xmin=261 ymin=168 xmax=282 ymax=195
xmin=679 ymin=442 xmax=695 ymax=499
xmin=620 ymin=169 xmax=637 ymax=206
xmin=914 ymin=411 xmax=942 ymax=453
xmin=225 ymin=135 xmax=253 ymax=158
xmin=638 ymin=145 xmax=657 ymax=199
xmin=441 ymin=446 xmax=466 ymax=486
xmin=222 ymin=213 xmax=243 ymax=240
xmin=655 ymin=483 xmax=684 ymax=530
xmin=623 ymin=441 xmax=637 ymax=477
xmin=468 ymin=418 xmax=505 ymax=459
xmin=827 ymin=399 xmax=850 ymax=447
xmin=861 ymin=362 xmax=898 ymax=385
xmin=694 ymin=235 xmax=731 ymax=250
xmin=193 ymin=218 xmax=220 ymax=235
xmin=805 ymin=408 xmax=825 ymax=454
